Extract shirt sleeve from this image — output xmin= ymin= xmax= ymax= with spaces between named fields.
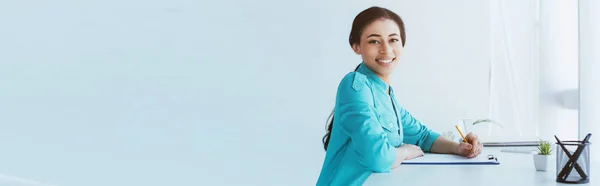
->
xmin=335 ymin=73 xmax=396 ymax=173
xmin=399 ymin=106 xmax=440 ymax=152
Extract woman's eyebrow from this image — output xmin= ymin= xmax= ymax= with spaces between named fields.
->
xmin=367 ymin=33 xmax=399 ymax=38
xmin=366 ymin=34 xmax=382 ymax=38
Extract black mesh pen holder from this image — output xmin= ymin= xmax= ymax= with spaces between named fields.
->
xmin=554 ymin=134 xmax=592 ymax=184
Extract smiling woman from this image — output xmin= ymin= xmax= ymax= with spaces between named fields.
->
xmin=316 ymin=6 xmax=484 ymax=186
xmin=350 ymin=18 xmax=403 ymax=84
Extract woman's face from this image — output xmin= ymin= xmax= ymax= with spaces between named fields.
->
xmin=352 ymin=18 xmax=403 ymax=82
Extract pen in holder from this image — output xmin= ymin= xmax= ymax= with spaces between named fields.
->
xmin=554 ymin=133 xmax=592 ymax=184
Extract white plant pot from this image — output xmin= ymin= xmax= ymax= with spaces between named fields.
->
xmin=533 ymin=154 xmax=549 ymax=171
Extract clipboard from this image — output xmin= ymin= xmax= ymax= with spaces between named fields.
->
xmin=483 ymin=141 xmax=541 ymax=147
xmin=401 ymin=153 xmax=500 ymax=165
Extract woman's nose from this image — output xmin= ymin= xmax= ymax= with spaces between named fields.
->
xmin=380 ymin=43 xmax=393 ymax=54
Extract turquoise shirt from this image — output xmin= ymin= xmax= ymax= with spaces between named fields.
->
xmin=316 ymin=62 xmax=441 ymax=186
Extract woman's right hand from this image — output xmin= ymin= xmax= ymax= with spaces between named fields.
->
xmin=399 ymin=144 xmax=424 ymax=160
xmin=392 ymin=144 xmax=424 ymax=169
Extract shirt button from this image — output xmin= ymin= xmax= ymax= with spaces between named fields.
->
xmin=389 ymin=123 xmax=394 ymax=127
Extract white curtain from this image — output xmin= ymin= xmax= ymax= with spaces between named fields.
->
xmin=470 ymin=0 xmax=580 ymax=143
xmin=579 ymin=0 xmax=600 ymax=162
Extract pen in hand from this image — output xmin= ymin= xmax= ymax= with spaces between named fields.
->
xmin=455 ymin=125 xmax=472 ymax=152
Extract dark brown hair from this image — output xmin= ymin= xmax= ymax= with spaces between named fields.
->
xmin=322 ymin=6 xmax=406 ymax=151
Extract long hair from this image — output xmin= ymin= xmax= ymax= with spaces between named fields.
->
xmin=322 ymin=6 xmax=406 ymax=151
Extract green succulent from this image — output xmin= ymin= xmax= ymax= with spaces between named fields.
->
xmin=537 ymin=140 xmax=553 ymax=155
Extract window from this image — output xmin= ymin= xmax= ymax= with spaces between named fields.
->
xmin=471 ymin=0 xmax=580 ymax=143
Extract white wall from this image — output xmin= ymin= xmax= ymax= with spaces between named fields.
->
xmin=0 ymin=0 xmax=510 ymax=185
xmin=391 ymin=0 xmax=491 ymax=135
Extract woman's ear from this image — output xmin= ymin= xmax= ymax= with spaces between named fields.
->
xmin=351 ymin=44 xmax=361 ymax=55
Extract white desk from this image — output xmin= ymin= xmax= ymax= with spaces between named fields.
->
xmin=364 ymin=147 xmax=598 ymax=186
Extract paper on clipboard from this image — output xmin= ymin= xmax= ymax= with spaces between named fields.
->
xmin=401 ymin=153 xmax=500 ymax=165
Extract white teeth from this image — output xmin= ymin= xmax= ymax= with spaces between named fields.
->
xmin=377 ymin=59 xmax=393 ymax=63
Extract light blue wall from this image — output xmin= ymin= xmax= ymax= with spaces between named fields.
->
xmin=0 ymin=0 xmax=492 ymax=185
xmin=0 ymin=0 xmax=347 ymax=185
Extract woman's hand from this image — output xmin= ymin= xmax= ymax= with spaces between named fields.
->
xmin=456 ymin=132 xmax=483 ymax=158
xmin=399 ymin=144 xmax=425 ymax=160
xmin=392 ymin=144 xmax=424 ymax=169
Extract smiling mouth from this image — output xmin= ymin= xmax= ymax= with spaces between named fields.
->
xmin=376 ymin=58 xmax=395 ymax=63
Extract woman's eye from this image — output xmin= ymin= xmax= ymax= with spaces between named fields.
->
xmin=390 ymin=38 xmax=399 ymax=43
xmin=369 ymin=40 xmax=380 ymax=44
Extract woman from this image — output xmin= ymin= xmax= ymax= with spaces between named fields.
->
xmin=316 ymin=6 xmax=483 ymax=186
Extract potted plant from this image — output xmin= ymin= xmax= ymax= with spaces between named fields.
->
xmin=533 ymin=139 xmax=553 ymax=171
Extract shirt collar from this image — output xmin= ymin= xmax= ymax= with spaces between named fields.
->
xmin=355 ymin=62 xmax=390 ymax=93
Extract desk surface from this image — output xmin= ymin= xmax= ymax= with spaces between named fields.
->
xmin=364 ymin=147 xmax=598 ymax=186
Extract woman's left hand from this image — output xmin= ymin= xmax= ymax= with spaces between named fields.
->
xmin=456 ymin=132 xmax=483 ymax=158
